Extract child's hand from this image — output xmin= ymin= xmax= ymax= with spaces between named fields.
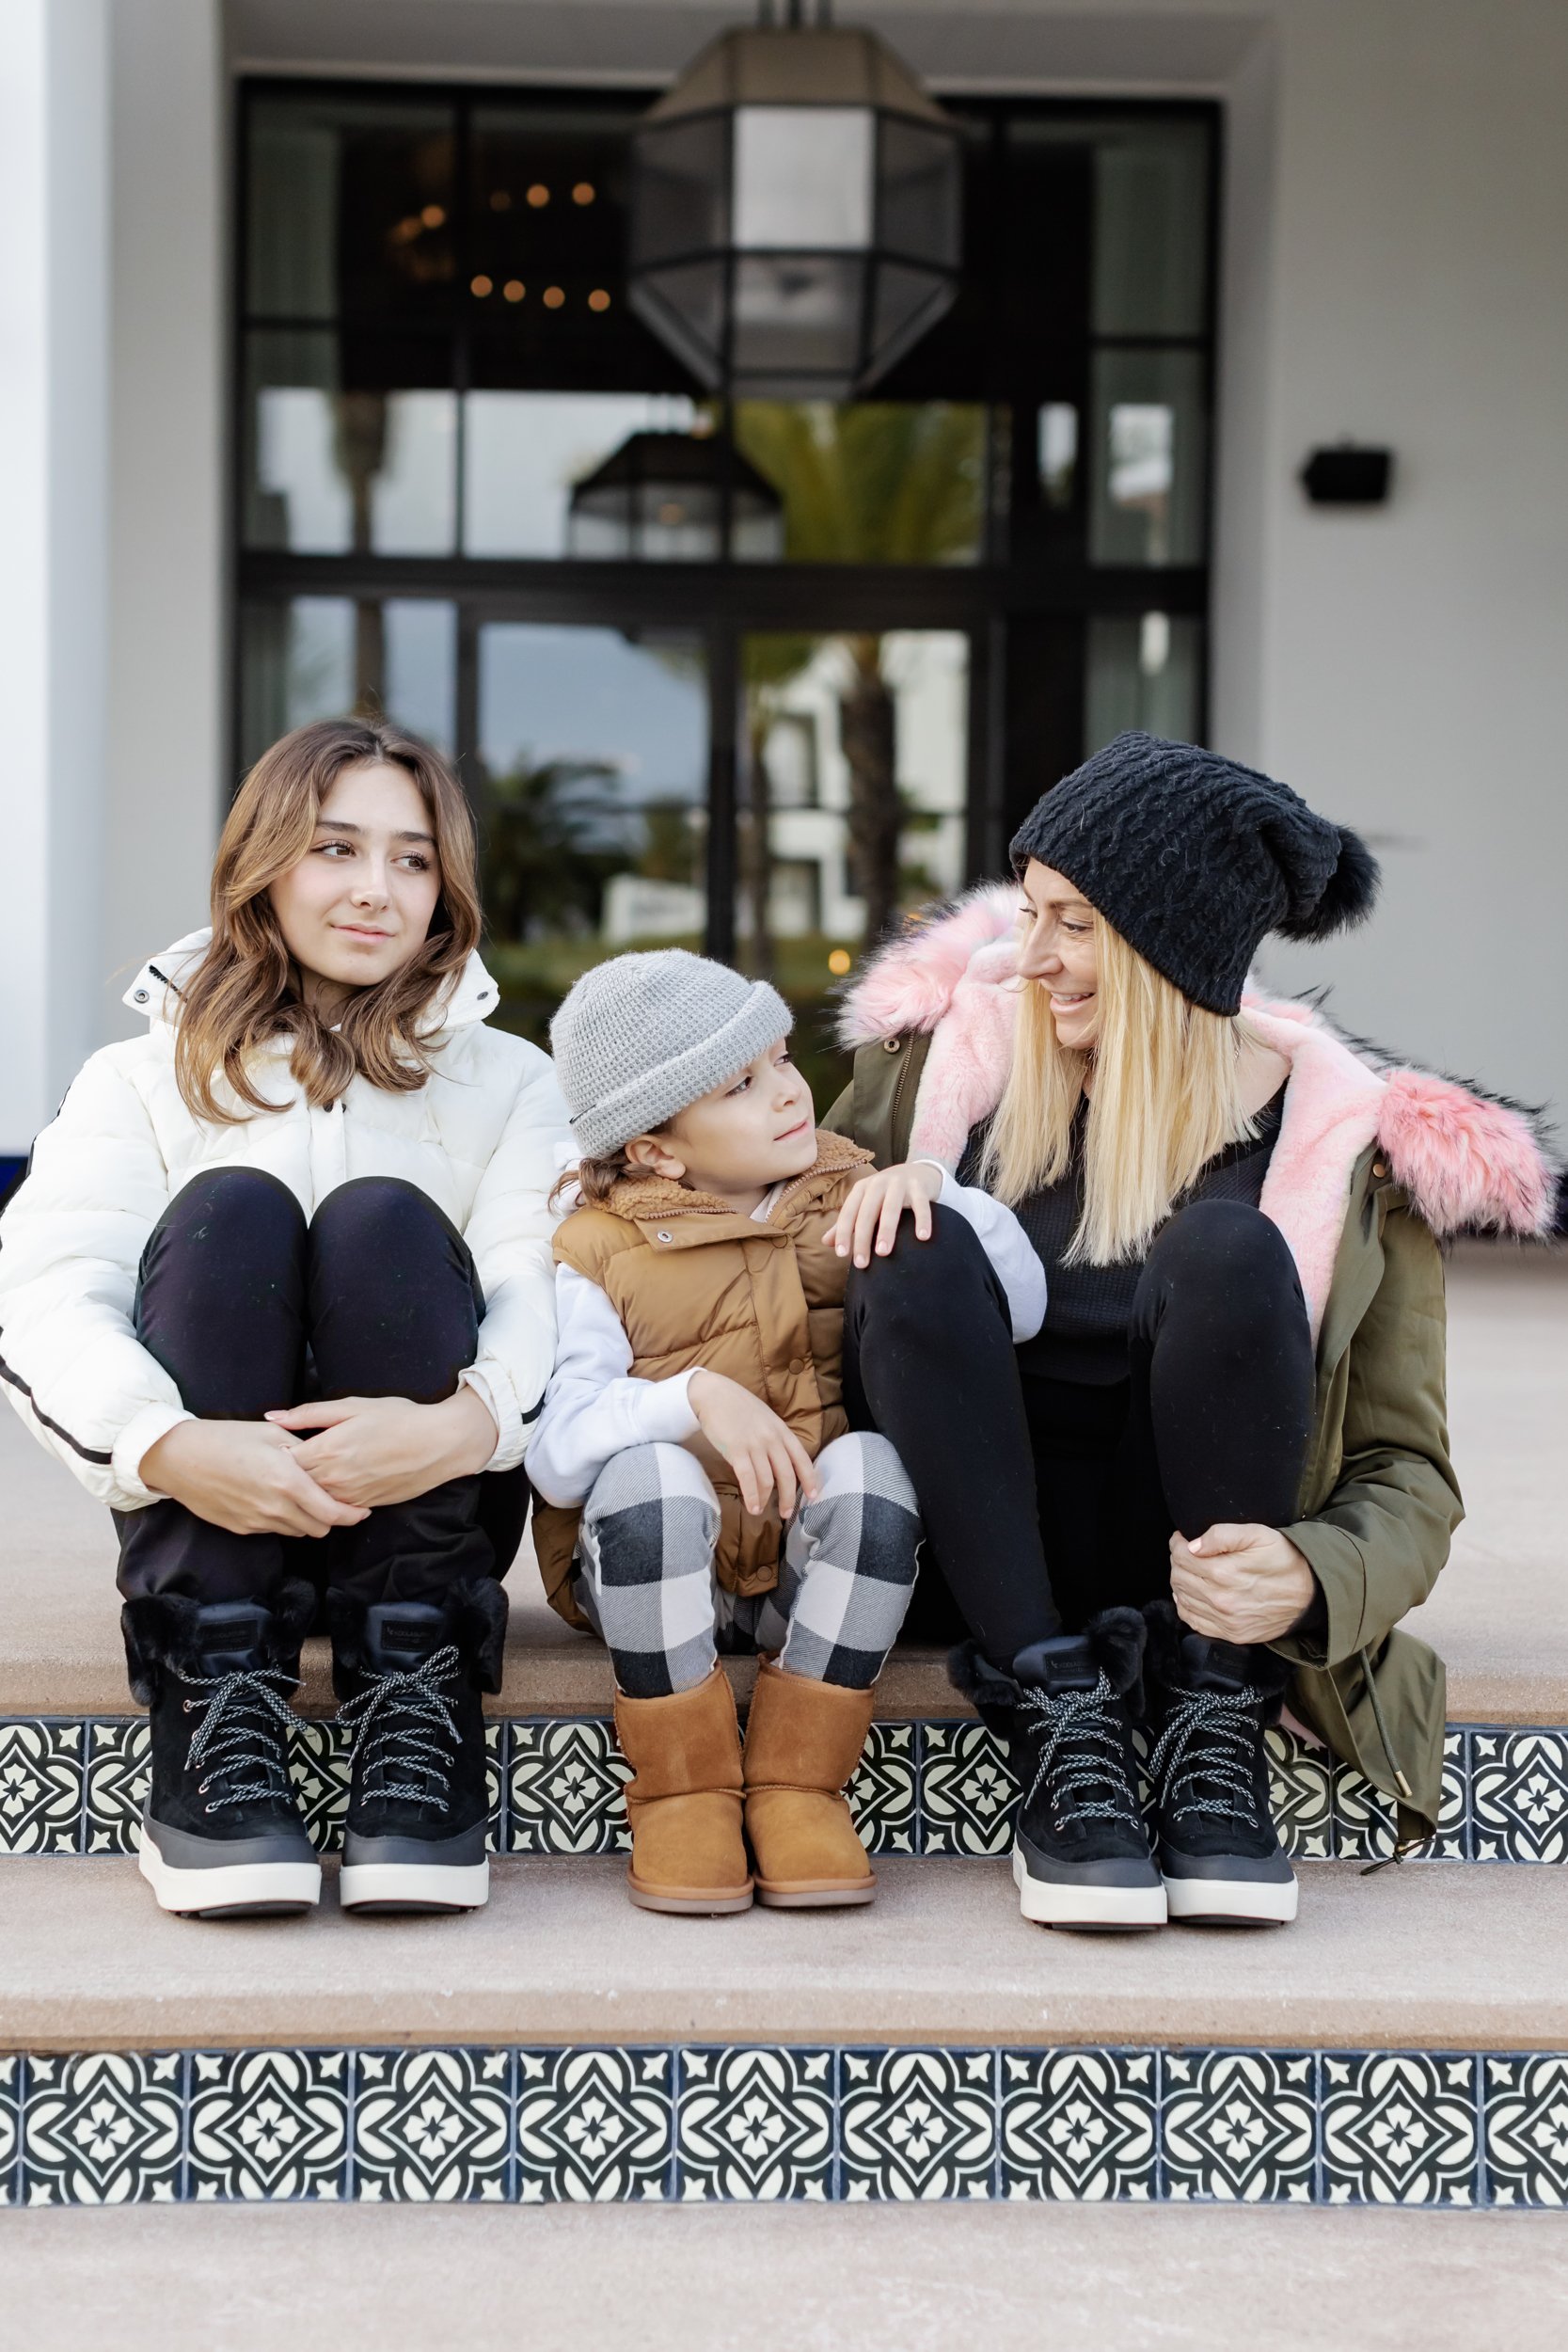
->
xmin=689 ymin=1370 xmax=820 ymax=1518
xmin=825 ymin=1161 xmax=944 ymax=1268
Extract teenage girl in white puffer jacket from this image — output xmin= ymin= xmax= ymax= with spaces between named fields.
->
xmin=0 ymin=718 xmax=571 ymax=1919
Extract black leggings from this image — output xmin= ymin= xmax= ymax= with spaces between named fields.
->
xmin=115 ymin=1168 xmax=529 ymax=1610
xmin=843 ymin=1199 xmax=1315 ymax=1668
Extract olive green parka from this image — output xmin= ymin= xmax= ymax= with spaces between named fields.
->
xmin=824 ymin=888 xmax=1557 ymax=1847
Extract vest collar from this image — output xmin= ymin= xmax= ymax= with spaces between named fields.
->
xmin=606 ymin=1129 xmax=871 ymax=1247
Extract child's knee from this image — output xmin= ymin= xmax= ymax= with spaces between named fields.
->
xmin=812 ymin=1428 xmax=920 ymax=1521
xmin=583 ymin=1440 xmax=717 ymax=1532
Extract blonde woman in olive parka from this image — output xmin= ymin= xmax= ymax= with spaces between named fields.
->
xmin=825 ymin=733 xmax=1556 ymax=1932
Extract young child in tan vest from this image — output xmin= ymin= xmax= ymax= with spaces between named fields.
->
xmin=531 ymin=950 xmax=1044 ymax=1915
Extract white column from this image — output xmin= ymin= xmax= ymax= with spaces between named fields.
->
xmin=102 ymin=0 xmax=226 ymax=1049
xmin=0 ymin=1 xmax=110 ymax=1156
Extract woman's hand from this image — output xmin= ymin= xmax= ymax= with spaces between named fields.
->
xmin=825 ymin=1160 xmax=944 ymax=1268
xmin=688 ymin=1369 xmax=819 ymax=1519
xmin=264 ymin=1387 xmax=499 ymax=1510
xmin=1169 ymin=1523 xmax=1317 ymax=1645
xmin=138 ymin=1419 xmax=371 ymax=1538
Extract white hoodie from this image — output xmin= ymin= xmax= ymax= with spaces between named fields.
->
xmin=0 ymin=930 xmax=571 ymax=1511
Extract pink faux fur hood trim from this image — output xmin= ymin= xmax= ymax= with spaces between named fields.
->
xmin=839 ymin=886 xmax=1557 ymax=1339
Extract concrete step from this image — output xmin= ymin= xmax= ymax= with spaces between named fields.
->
xmin=3 ymin=1857 xmax=1568 ymax=2207
xmin=11 ymin=2203 xmax=1568 ymax=2352
xmin=6 ymin=1853 xmax=1566 ymax=2054
xmin=3 ymin=1244 xmax=1562 ymax=1724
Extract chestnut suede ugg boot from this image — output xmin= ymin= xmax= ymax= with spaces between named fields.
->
xmin=612 ymin=1664 xmax=753 ymax=1915
xmin=742 ymin=1661 xmax=876 ymax=1909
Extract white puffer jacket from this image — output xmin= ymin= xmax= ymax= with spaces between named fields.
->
xmin=0 ymin=930 xmax=572 ymax=1512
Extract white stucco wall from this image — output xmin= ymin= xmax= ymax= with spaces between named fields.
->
xmin=1229 ymin=0 xmax=1568 ymax=1130
xmin=101 ymin=1 xmax=226 ymax=1043
xmin=0 ymin=0 xmax=109 ymax=1157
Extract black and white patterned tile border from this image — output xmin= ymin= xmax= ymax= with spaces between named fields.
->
xmin=5 ymin=2044 xmax=1568 ymax=2207
xmin=0 ymin=1716 xmax=1562 ymax=1865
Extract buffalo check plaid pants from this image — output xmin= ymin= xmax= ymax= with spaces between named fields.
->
xmin=570 ymin=1429 xmax=922 ymax=1698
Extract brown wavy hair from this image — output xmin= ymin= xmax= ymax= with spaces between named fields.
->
xmin=174 ymin=717 xmax=483 ymax=1124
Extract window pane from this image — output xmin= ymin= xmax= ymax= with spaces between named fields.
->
xmin=1092 ymin=119 xmax=1210 ymax=338
xmin=238 ymin=598 xmax=356 ymax=769
xmin=239 ymin=596 xmax=458 ymax=771
xmin=731 ymin=403 xmax=986 ymax=564
xmin=383 ymin=601 xmax=457 ymax=754
xmin=1085 ymin=613 xmax=1200 ymax=749
xmin=245 ymin=93 xmax=456 ymax=322
xmin=243 ymin=332 xmax=456 ymax=555
xmin=740 ymin=630 xmax=968 ymax=1108
xmin=1088 ymin=347 xmax=1206 ymax=567
xmin=462 ymin=391 xmax=703 ymax=557
xmin=474 ymin=625 xmax=709 ymax=1050
xmin=1037 ymin=402 xmax=1079 ymax=512
xmin=468 ymin=102 xmax=686 ymax=394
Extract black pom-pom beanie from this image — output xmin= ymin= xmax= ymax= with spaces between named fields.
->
xmin=1008 ymin=731 xmax=1380 ymax=1016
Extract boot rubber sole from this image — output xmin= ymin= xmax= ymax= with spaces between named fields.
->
xmin=1013 ymin=1847 xmax=1167 ymax=1931
xmin=754 ymin=1876 xmax=876 ymax=1909
xmin=138 ymin=1836 xmax=321 ymax=1919
xmin=627 ymin=1870 xmax=753 ymax=1915
xmin=339 ymin=1858 xmax=489 ymax=1914
xmin=1164 ymin=1872 xmax=1298 ymax=1925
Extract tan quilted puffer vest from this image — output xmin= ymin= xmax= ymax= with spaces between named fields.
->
xmin=532 ymin=1130 xmax=874 ymax=1628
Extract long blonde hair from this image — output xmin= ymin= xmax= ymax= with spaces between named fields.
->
xmin=980 ymin=913 xmax=1261 ymax=1264
xmin=174 ymin=718 xmax=483 ymax=1125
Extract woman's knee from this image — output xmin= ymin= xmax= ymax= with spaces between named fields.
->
xmin=151 ymin=1166 xmax=304 ymax=1257
xmin=1138 ymin=1200 xmax=1307 ymax=1350
xmin=846 ymin=1201 xmax=998 ymax=1334
xmin=1148 ymin=1200 xmax=1299 ymax=1293
xmin=311 ymin=1175 xmax=460 ymax=1266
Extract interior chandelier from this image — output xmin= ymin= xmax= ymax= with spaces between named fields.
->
xmin=627 ymin=2 xmax=964 ymax=401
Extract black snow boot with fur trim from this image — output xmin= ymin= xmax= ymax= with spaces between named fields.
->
xmin=122 ymin=1581 xmax=320 ymax=1918
xmin=330 ymin=1580 xmax=506 ymax=1914
xmin=952 ymin=1608 xmax=1165 ymax=1931
xmin=1143 ymin=1599 xmax=1297 ymax=1925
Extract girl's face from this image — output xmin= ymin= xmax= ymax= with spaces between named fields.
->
xmin=268 ymin=760 xmax=443 ymax=1003
xmin=1016 ymin=857 xmax=1101 ymax=1049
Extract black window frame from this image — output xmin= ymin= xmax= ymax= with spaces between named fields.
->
xmin=233 ymin=76 xmax=1221 ymax=957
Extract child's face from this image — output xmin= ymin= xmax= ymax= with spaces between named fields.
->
xmin=632 ymin=1039 xmax=816 ymax=1200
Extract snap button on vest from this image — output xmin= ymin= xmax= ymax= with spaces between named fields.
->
xmin=657 ymin=1231 xmax=673 ymax=1242
xmin=1371 ymin=1161 xmax=1388 ymax=1180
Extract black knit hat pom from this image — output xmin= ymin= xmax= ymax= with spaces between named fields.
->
xmin=1275 ymin=823 xmax=1381 ymax=942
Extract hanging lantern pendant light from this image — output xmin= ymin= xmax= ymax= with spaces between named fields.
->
xmin=628 ymin=1 xmax=964 ymax=401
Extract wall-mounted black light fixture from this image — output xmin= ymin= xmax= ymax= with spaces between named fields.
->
xmin=1300 ymin=443 xmax=1394 ymax=506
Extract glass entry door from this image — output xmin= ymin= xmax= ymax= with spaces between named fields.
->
xmin=470 ymin=619 xmax=709 ymax=1050
xmin=463 ymin=613 xmax=970 ymax=1105
xmin=738 ymin=629 xmax=969 ymax=1106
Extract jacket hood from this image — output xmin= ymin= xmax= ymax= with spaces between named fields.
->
xmin=121 ymin=929 xmax=503 ymax=1036
xmin=839 ymin=885 xmax=1557 ymax=1272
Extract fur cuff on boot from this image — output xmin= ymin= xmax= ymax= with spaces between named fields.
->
xmin=1143 ymin=1596 xmax=1292 ymax=1713
xmin=945 ymin=1641 xmax=1022 ymax=1738
xmin=325 ymin=1578 xmax=510 ymax=1699
xmin=1082 ymin=1606 xmax=1148 ymax=1712
xmin=120 ymin=1577 xmax=318 ymax=1707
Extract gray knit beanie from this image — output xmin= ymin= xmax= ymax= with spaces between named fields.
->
xmin=550 ymin=949 xmax=793 ymax=1159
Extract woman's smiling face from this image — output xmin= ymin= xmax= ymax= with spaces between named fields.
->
xmin=1015 ymin=858 xmax=1101 ymax=1048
